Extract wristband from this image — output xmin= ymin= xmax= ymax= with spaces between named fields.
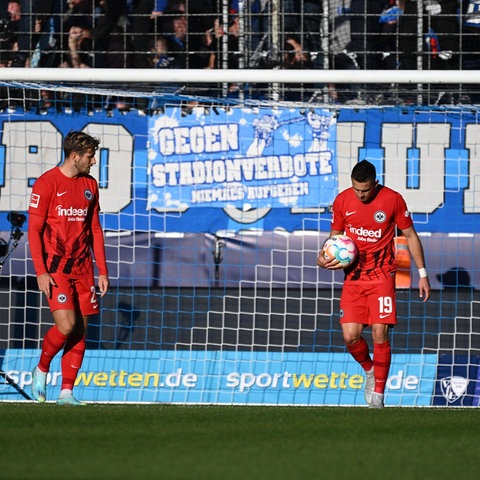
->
xmin=418 ymin=268 xmax=428 ymax=278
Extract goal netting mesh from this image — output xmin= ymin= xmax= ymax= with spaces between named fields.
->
xmin=0 ymin=69 xmax=479 ymax=406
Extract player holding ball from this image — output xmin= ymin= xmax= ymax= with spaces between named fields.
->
xmin=317 ymin=159 xmax=431 ymax=408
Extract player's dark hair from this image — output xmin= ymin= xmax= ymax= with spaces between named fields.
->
xmin=351 ymin=159 xmax=376 ymax=183
xmin=64 ymin=131 xmax=100 ymax=157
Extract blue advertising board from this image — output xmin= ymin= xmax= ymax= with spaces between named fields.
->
xmin=1 ymin=350 xmax=437 ymax=406
xmin=433 ymin=354 xmax=480 ymax=406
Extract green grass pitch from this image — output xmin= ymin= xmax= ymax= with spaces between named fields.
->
xmin=0 ymin=403 xmax=478 ymax=480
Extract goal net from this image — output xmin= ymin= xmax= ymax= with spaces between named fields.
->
xmin=0 ymin=68 xmax=479 ymax=406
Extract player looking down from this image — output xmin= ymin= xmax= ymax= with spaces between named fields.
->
xmin=317 ymin=159 xmax=430 ymax=407
xmin=28 ymin=130 xmax=109 ymax=405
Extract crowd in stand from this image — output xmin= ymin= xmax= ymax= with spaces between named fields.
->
xmin=1 ymin=1 xmax=479 ymax=105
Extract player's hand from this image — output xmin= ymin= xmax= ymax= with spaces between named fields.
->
xmin=37 ymin=273 xmax=56 ymax=299
xmin=316 ymin=251 xmax=343 ymax=270
xmin=97 ymin=274 xmax=110 ymax=297
xmin=418 ymin=277 xmax=431 ymax=302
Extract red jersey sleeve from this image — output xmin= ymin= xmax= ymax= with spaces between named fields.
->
xmin=28 ymin=207 xmax=49 ymax=276
xmin=91 ymin=203 xmax=108 ymax=276
xmin=393 ymin=192 xmax=413 ymax=231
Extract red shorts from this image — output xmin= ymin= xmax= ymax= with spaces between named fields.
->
xmin=339 ymin=275 xmax=397 ymax=326
xmin=47 ymin=273 xmax=99 ymax=316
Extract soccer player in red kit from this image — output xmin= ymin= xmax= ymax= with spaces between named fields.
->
xmin=317 ymin=160 xmax=430 ymax=407
xmin=28 ymin=131 xmax=109 ymax=405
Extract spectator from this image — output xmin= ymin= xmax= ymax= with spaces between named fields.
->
xmin=187 ymin=0 xmax=218 ymax=41
xmin=167 ymin=0 xmax=185 ymax=12
xmin=284 ymin=1 xmax=324 ymax=69
xmin=60 ymin=23 xmax=93 ymax=69
xmin=284 ymin=35 xmax=312 ymax=66
xmin=337 ymin=0 xmax=384 ymax=103
xmin=423 ymin=1 xmax=461 ymax=103
xmin=129 ymin=0 xmax=156 ymax=69
xmin=396 ymin=1 xmax=460 ymax=103
xmin=327 ymin=0 xmax=354 ymax=103
xmin=460 ymin=1 xmax=480 ymax=68
xmin=397 ymin=0 xmax=421 ymax=70
xmin=283 ymin=34 xmax=314 ymax=101
xmin=163 ymin=8 xmax=188 ymax=68
xmin=207 ymin=13 xmax=236 ymax=70
xmin=0 ymin=1 xmax=22 ymax=67
xmin=91 ymin=0 xmax=127 ymax=44
xmin=377 ymin=0 xmax=405 ymax=70
xmin=151 ymin=0 xmax=168 ymax=17
xmin=57 ymin=22 xmax=97 ymax=112
xmin=346 ymin=0 xmax=384 ymax=70
xmin=63 ymin=1 xmax=94 ymax=32
xmin=184 ymin=0 xmax=224 ymax=69
xmin=248 ymin=0 xmax=270 ymax=60
xmin=149 ymin=34 xmax=172 ymax=68
xmin=0 ymin=0 xmax=33 ymax=66
xmin=206 ymin=12 xmax=240 ymax=94
xmin=424 ymin=1 xmax=459 ymax=71
xmin=162 ymin=1 xmax=214 ymax=69
xmin=32 ymin=0 xmax=93 ymax=68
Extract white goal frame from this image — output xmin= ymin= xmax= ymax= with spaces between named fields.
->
xmin=2 ymin=68 xmax=479 ymax=85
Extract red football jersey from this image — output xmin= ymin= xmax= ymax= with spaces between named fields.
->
xmin=28 ymin=167 xmax=108 ymax=278
xmin=331 ymin=185 xmax=413 ymax=282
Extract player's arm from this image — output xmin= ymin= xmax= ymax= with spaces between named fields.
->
xmin=90 ymin=204 xmax=109 ymax=297
xmin=402 ymin=225 xmax=431 ymax=302
xmin=27 ymin=212 xmax=47 ymax=276
xmin=316 ymin=229 xmax=344 ymax=269
xmin=27 ymin=212 xmax=56 ymax=298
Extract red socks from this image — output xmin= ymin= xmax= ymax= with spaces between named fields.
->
xmin=37 ymin=326 xmax=86 ymax=392
xmin=346 ymin=337 xmax=374 ymax=372
xmin=373 ymin=341 xmax=391 ymax=394
xmin=38 ymin=325 xmax=68 ymax=373
xmin=61 ymin=335 xmax=86 ymax=391
xmin=347 ymin=338 xmax=391 ymax=394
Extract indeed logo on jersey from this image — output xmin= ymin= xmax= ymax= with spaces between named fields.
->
xmin=56 ymin=205 xmax=88 ymax=221
xmin=348 ymin=225 xmax=382 ymax=242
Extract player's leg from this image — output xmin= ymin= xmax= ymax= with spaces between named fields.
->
xmin=31 ymin=274 xmax=76 ymax=402
xmin=57 ymin=275 xmax=97 ymax=405
xmin=342 ymin=323 xmax=372 ymax=369
xmin=342 ymin=322 xmax=375 ymax=405
xmin=369 ymin=324 xmax=390 ymax=408
xmin=371 ymin=323 xmax=391 ymax=393
xmin=340 ymin=282 xmax=373 ymax=369
xmin=368 ymin=278 xmax=396 ymax=408
xmin=339 ymin=282 xmax=374 ymax=404
xmin=58 ymin=312 xmax=88 ymax=405
xmin=31 ymin=323 xmax=69 ymax=402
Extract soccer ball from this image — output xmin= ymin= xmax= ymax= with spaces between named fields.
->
xmin=322 ymin=234 xmax=358 ymax=267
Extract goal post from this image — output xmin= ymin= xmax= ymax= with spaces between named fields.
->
xmin=2 ymin=67 xmax=480 ymax=84
xmin=0 ymin=68 xmax=479 ymax=406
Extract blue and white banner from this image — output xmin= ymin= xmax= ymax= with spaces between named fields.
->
xmin=0 ymin=106 xmax=480 ymax=233
xmin=147 ymin=107 xmax=337 ymax=210
xmin=2 ymin=350 xmax=437 ymax=406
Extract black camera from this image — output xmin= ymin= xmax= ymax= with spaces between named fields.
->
xmin=0 ymin=17 xmax=12 ymax=43
xmin=7 ymin=211 xmax=26 ymax=228
xmin=0 ymin=212 xmax=25 ymax=268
